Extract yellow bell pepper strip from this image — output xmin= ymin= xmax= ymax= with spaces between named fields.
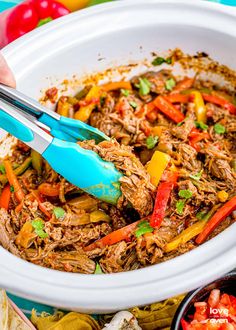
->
xmin=58 ymin=0 xmax=90 ymax=11
xmin=146 ymin=151 xmax=171 ymax=187
xmin=56 ymin=96 xmax=71 ymax=117
xmin=171 ymin=77 xmax=194 ymax=93
xmin=0 ymin=157 xmax=32 ymax=185
xmin=151 ymin=126 xmax=164 ymax=137
xmin=202 ymin=93 xmax=236 ymax=115
xmin=90 ymin=210 xmax=111 ymax=223
xmin=31 ymin=150 xmax=43 ymax=175
xmin=101 ymin=81 xmax=132 ymax=92
xmin=15 ymin=222 xmax=36 ymax=249
xmin=191 ymin=91 xmax=207 ymax=123
xmin=217 ymin=190 xmax=229 ymax=203
xmin=0 ymin=184 xmax=11 ymax=210
xmin=196 ymin=195 xmax=236 ymax=244
xmin=150 ymin=171 xmax=178 ymax=228
xmin=3 ymin=160 xmax=25 ymax=203
xmin=154 ymin=95 xmax=185 ymax=123
xmin=164 ymin=205 xmax=219 ymax=253
xmin=84 ymin=219 xmax=142 ymax=251
xmin=74 ymin=86 xmax=101 ymax=122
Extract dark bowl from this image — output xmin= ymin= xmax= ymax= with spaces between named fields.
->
xmin=171 ymin=271 xmax=236 ymax=330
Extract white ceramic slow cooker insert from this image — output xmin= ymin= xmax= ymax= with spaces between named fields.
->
xmin=1 ymin=0 xmax=236 ymax=313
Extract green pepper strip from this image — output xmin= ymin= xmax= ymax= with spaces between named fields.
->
xmin=0 ymin=157 xmax=32 ymax=185
xmin=31 ymin=150 xmax=43 ymax=175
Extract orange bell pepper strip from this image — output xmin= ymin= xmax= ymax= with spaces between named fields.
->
xmin=3 ymin=160 xmax=24 ymax=203
xmin=84 ymin=219 xmax=142 ymax=251
xmin=154 ymin=95 xmax=185 ymax=123
xmin=150 ymin=171 xmax=178 ymax=228
xmin=38 ymin=183 xmax=60 ymax=197
xmin=171 ymin=77 xmax=194 ymax=94
xmin=0 ymin=184 xmax=11 ymax=210
xmin=101 ymin=81 xmax=132 ymax=92
xmin=196 ymin=195 xmax=236 ymax=244
xmin=165 ymin=93 xmax=189 ymax=104
xmin=202 ymin=93 xmax=236 ymax=115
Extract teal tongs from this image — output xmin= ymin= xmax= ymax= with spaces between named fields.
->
xmin=0 ymin=84 xmax=122 ymax=204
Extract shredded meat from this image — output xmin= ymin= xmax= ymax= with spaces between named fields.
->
xmin=79 ymin=139 xmax=155 ymax=216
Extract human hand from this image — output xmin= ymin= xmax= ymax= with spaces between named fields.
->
xmin=0 ymin=53 xmax=16 ymax=88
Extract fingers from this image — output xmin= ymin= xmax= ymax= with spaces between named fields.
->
xmin=0 ymin=53 xmax=16 ymax=88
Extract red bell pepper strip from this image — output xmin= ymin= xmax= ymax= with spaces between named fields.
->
xmin=166 ymin=93 xmax=189 ymax=104
xmin=196 ymin=195 xmax=236 ymax=244
xmin=154 ymin=95 xmax=185 ymax=123
xmin=0 ymin=184 xmax=11 ymax=210
xmin=31 ymin=190 xmax=51 ymax=218
xmin=150 ymin=171 xmax=178 ymax=228
xmin=189 ymin=128 xmax=210 ymax=152
xmin=84 ymin=219 xmax=142 ymax=251
xmin=202 ymin=93 xmax=236 ymax=115
xmin=0 ymin=0 xmax=70 ymax=48
xmin=172 ymin=77 xmax=194 ymax=94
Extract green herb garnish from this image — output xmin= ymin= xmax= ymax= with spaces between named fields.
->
xmin=152 ymin=56 xmax=172 ymax=66
xmin=146 ymin=135 xmax=159 ymax=149
xmin=121 ymin=89 xmax=130 ymax=97
xmin=178 ymin=190 xmax=193 ymax=199
xmin=165 ymin=78 xmax=176 ymax=91
xmin=135 ymin=220 xmax=154 ymax=238
xmin=129 ymin=101 xmax=138 ymax=109
xmin=136 ymin=78 xmax=151 ymax=96
xmin=195 ymin=121 xmax=208 ymax=131
xmin=94 ymin=263 xmax=103 ymax=274
xmin=214 ymin=123 xmax=226 ymax=134
xmin=10 ymin=185 xmax=14 ymax=192
xmin=176 ymin=200 xmax=186 ymax=215
xmin=53 ymin=207 xmax=65 ymax=219
xmin=189 ymin=169 xmax=203 ymax=181
xmin=0 ymin=164 xmax=5 ymax=174
xmin=31 ymin=218 xmax=48 ymax=239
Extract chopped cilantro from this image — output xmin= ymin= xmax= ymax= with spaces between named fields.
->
xmin=0 ymin=164 xmax=5 ymax=174
xmin=146 ymin=135 xmax=159 ymax=149
xmin=10 ymin=185 xmax=14 ymax=192
xmin=165 ymin=78 xmax=176 ymax=91
xmin=129 ymin=101 xmax=138 ymax=109
xmin=94 ymin=263 xmax=103 ymax=274
xmin=135 ymin=220 xmax=154 ymax=238
xmin=176 ymin=200 xmax=185 ymax=215
xmin=178 ymin=189 xmax=193 ymax=199
xmin=195 ymin=121 xmax=208 ymax=131
xmin=214 ymin=123 xmax=226 ymax=134
xmin=136 ymin=78 xmax=151 ymax=96
xmin=31 ymin=218 xmax=48 ymax=239
xmin=53 ymin=207 xmax=65 ymax=219
xmin=152 ymin=56 xmax=172 ymax=66
xmin=189 ymin=169 xmax=203 ymax=181
xmin=121 ymin=89 xmax=130 ymax=97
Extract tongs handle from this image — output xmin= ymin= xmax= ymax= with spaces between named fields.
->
xmin=0 ymin=83 xmax=59 ymax=120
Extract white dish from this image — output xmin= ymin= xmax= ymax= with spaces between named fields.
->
xmin=1 ymin=0 xmax=236 ymax=313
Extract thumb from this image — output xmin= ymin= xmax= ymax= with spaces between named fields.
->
xmin=0 ymin=53 xmax=16 ymax=88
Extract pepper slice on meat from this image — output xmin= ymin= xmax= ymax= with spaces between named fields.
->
xmin=196 ymin=195 xmax=236 ymax=244
xmin=150 ymin=171 xmax=178 ymax=228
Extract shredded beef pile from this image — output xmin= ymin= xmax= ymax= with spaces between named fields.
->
xmin=0 ymin=68 xmax=235 ymax=274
